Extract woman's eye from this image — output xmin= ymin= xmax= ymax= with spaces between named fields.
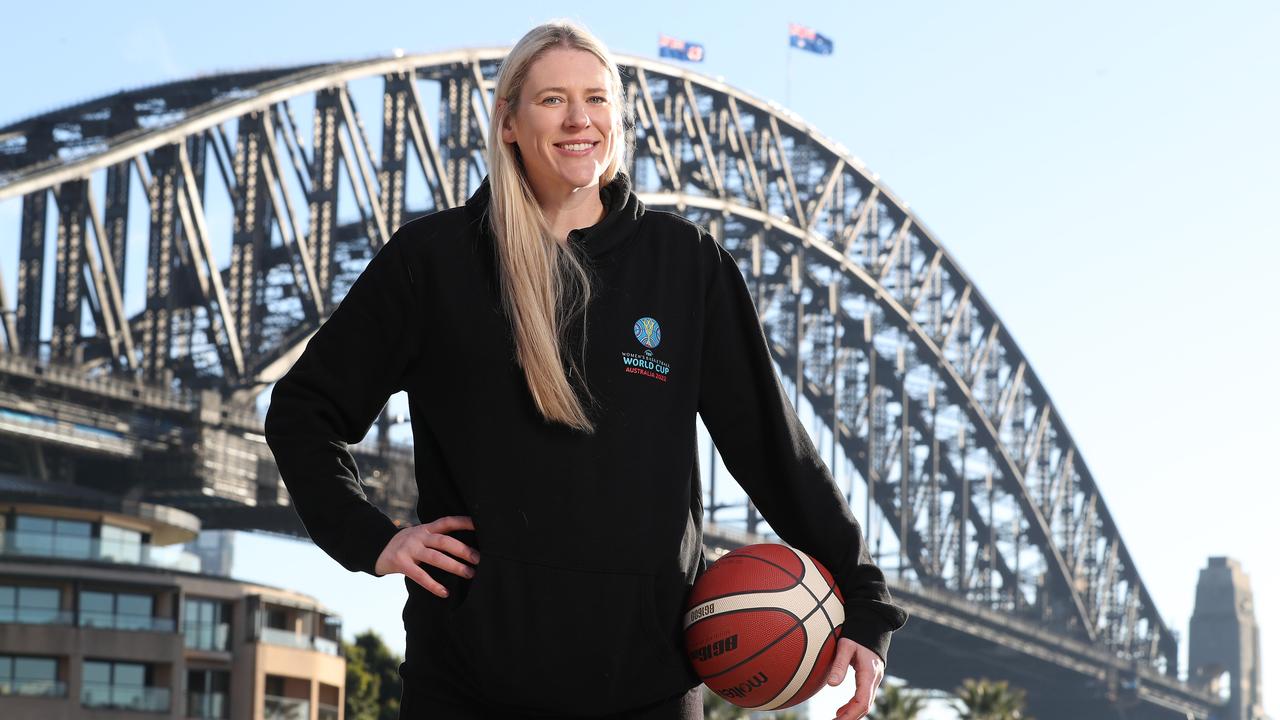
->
xmin=590 ymin=96 xmax=608 ymax=104
xmin=543 ymin=97 xmax=563 ymax=105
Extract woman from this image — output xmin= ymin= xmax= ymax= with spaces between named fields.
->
xmin=264 ymin=19 xmax=908 ymax=720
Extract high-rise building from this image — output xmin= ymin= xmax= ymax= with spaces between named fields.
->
xmin=0 ymin=473 xmax=346 ymax=719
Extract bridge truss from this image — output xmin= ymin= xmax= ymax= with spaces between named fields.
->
xmin=0 ymin=49 xmax=1218 ymax=718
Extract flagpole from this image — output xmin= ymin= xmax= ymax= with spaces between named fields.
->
xmin=785 ymin=43 xmax=792 ymax=108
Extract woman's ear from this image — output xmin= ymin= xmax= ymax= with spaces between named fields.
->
xmin=497 ymin=99 xmax=516 ymax=144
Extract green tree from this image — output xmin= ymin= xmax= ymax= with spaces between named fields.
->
xmin=873 ymin=682 xmax=927 ymax=720
xmin=343 ymin=630 xmax=403 ymax=720
xmin=343 ymin=641 xmax=380 ymax=720
xmin=951 ymin=677 xmax=1034 ymax=720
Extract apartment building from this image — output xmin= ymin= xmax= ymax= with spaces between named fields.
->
xmin=0 ymin=474 xmax=346 ymax=719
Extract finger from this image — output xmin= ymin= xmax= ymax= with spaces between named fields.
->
xmin=405 ymin=563 xmax=449 ymax=598
xmin=416 ymin=547 xmax=476 ymax=578
xmin=828 ymin=639 xmax=855 ymax=685
xmin=842 ymin=651 xmax=876 ymax=719
xmin=426 ymin=515 xmax=476 ymax=533
xmin=426 ymin=533 xmax=481 ymax=564
xmin=868 ymin=667 xmax=885 ymax=710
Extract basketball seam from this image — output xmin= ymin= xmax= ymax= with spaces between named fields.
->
xmin=694 ymin=598 xmax=834 ymax=683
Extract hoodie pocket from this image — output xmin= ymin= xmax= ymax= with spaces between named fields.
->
xmin=445 ymin=551 xmax=676 ymax=712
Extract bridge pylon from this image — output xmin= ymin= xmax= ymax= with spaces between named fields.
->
xmin=1189 ymin=556 xmax=1265 ymax=720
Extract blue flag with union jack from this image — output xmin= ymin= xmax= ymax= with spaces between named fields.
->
xmin=789 ymin=23 xmax=834 ymax=55
xmin=659 ymin=34 xmax=705 ymax=63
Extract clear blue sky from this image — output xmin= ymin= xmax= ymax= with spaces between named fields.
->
xmin=2 ymin=2 xmax=1276 ymax=718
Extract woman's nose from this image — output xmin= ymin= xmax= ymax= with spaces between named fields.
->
xmin=564 ymin=103 xmax=591 ymax=128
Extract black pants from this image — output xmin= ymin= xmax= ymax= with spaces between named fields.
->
xmin=398 ymin=682 xmax=704 ymax=719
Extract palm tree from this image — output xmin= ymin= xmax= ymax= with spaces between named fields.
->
xmin=951 ymin=677 xmax=1034 ymax=720
xmin=873 ymin=682 xmax=927 ymax=720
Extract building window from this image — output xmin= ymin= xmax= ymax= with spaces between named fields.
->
xmin=79 ymin=590 xmax=172 ymax=632
xmin=186 ymin=668 xmax=230 ymax=719
xmin=12 ymin=515 xmax=92 ymax=559
xmin=100 ymin=524 xmax=143 ymax=563
xmin=0 ymin=584 xmax=68 ymax=625
xmin=183 ymin=597 xmax=232 ymax=651
xmin=82 ymin=659 xmax=169 ymax=712
xmin=263 ymin=674 xmax=309 ymax=720
xmin=0 ymin=654 xmax=64 ymax=698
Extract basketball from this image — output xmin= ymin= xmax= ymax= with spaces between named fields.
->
xmin=682 ymin=543 xmax=845 ymax=710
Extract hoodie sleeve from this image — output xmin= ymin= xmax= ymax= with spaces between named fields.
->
xmin=263 ymin=228 xmax=421 ymax=577
xmin=696 ymin=237 xmax=909 ymax=664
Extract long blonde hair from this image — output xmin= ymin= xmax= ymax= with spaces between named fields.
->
xmin=486 ymin=20 xmax=633 ymax=434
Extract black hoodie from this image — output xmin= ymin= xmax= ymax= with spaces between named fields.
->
xmin=263 ymin=172 xmax=908 ymax=716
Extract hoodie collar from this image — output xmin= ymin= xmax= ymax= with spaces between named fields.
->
xmin=465 ymin=172 xmax=645 ymax=260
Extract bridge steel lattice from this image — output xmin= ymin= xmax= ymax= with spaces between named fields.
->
xmin=0 ymin=49 xmax=1224 ymax=719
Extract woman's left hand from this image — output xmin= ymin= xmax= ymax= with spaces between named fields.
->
xmin=824 ymin=637 xmax=885 ymax=720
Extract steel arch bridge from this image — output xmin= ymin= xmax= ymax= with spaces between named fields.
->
xmin=0 ymin=49 xmax=1223 ymax=718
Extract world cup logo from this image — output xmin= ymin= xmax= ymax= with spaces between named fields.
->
xmin=633 ymin=317 xmax=661 ymax=349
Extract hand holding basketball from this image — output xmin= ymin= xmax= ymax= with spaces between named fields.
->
xmin=373 ymin=515 xmax=481 ymax=597
xmin=827 ymin=637 xmax=884 ymax=720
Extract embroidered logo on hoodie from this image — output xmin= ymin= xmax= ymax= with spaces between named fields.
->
xmin=622 ymin=316 xmax=671 ymax=382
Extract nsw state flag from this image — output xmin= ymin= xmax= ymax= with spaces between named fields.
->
xmin=659 ymin=34 xmax=705 ymax=63
xmin=789 ymin=23 xmax=834 ymax=55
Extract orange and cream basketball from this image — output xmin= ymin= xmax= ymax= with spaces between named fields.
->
xmin=682 ymin=543 xmax=845 ymax=710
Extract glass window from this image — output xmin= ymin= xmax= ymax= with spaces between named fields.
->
xmin=14 ymin=515 xmax=53 ymax=533
xmin=14 ymin=657 xmax=56 ymax=683
xmin=0 ymin=586 xmax=14 ymax=606
xmin=53 ymin=519 xmax=92 ymax=559
xmin=80 ymin=591 xmax=114 ymax=628
xmin=117 ymin=593 xmax=152 ymax=617
xmin=17 ymin=587 xmax=60 ymax=623
xmin=187 ymin=669 xmax=230 ymax=719
xmin=113 ymin=663 xmax=145 ymax=687
xmin=13 ymin=515 xmax=53 ymax=555
xmin=100 ymin=525 xmax=143 ymax=563
xmin=0 ymin=655 xmax=59 ymax=697
xmin=83 ymin=660 xmax=111 ymax=685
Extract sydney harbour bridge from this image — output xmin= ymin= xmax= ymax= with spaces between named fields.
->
xmin=0 ymin=49 xmax=1264 ymax=719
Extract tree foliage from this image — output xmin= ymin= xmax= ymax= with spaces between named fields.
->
xmin=342 ymin=630 xmax=403 ymax=720
xmin=873 ymin=682 xmax=928 ymax=720
xmin=951 ymin=677 xmax=1034 ymax=720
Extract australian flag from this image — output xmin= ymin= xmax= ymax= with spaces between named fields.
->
xmin=789 ymin=23 xmax=834 ymax=55
xmin=659 ymin=34 xmax=705 ymax=63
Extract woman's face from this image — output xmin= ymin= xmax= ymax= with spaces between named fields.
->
xmin=500 ymin=47 xmax=617 ymax=201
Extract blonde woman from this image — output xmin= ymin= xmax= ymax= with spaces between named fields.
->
xmin=264 ymin=19 xmax=907 ymax=720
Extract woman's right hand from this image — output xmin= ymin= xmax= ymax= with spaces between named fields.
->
xmin=373 ymin=515 xmax=481 ymax=597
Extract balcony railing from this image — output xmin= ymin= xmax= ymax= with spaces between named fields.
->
xmin=0 ymin=530 xmax=200 ymax=571
xmin=187 ymin=690 xmax=230 ymax=719
xmin=0 ymin=679 xmax=68 ymax=697
xmin=259 ymin=627 xmax=341 ymax=656
xmin=183 ymin=621 xmax=231 ymax=651
xmin=263 ymin=693 xmax=309 ymax=720
xmin=0 ymin=607 xmax=75 ymax=625
xmin=80 ymin=610 xmax=176 ymax=633
xmin=81 ymin=683 xmax=171 ymax=712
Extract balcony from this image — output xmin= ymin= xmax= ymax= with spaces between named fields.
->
xmin=0 ymin=607 xmax=75 ymax=625
xmin=263 ymin=693 xmax=309 ymax=720
xmin=183 ymin=621 xmax=231 ymax=651
xmin=259 ymin=627 xmax=341 ymax=656
xmin=81 ymin=683 xmax=171 ymax=712
xmin=0 ymin=530 xmax=200 ymax=571
xmin=0 ymin=679 xmax=68 ymax=698
xmin=187 ymin=690 xmax=230 ymax=718
xmin=80 ymin=610 xmax=176 ymax=633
